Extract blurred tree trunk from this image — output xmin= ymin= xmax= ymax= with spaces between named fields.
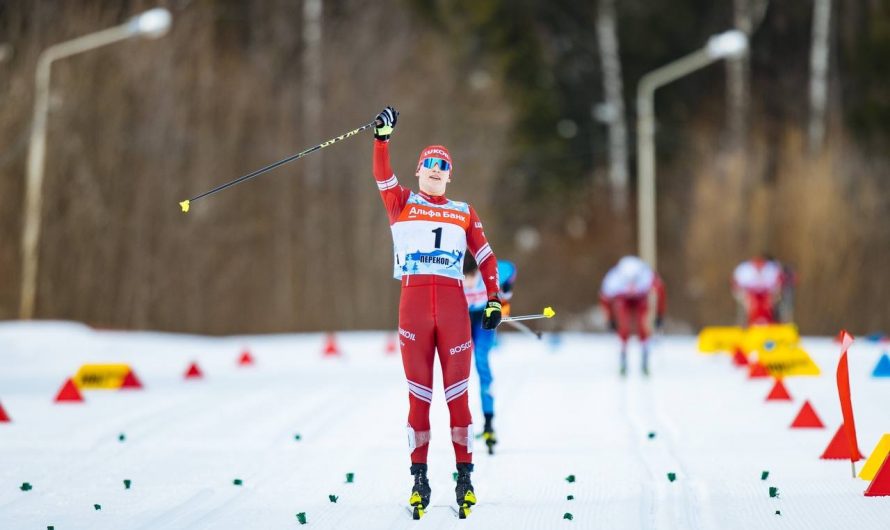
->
xmin=300 ymin=0 xmax=324 ymax=329
xmin=596 ymin=0 xmax=628 ymax=213
xmin=808 ymin=0 xmax=832 ymax=154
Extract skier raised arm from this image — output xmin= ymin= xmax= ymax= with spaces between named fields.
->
xmin=372 ymin=106 xmax=501 ymax=519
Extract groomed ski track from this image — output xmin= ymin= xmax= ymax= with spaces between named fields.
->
xmin=0 ymin=321 xmax=887 ymax=529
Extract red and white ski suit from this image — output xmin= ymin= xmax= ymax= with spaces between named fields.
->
xmin=374 ymin=139 xmax=499 ymax=465
xmin=732 ymin=259 xmax=784 ymax=326
xmin=599 ymin=258 xmax=666 ymax=344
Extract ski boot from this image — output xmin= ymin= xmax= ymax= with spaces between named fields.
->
xmin=483 ymin=414 xmax=497 ymax=455
xmin=455 ymin=463 xmax=476 ymax=519
xmin=409 ymin=463 xmax=431 ymax=520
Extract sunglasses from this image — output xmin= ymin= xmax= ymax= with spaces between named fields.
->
xmin=421 ymin=157 xmax=451 ymax=171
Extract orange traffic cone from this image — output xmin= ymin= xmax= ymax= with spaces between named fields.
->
xmin=54 ymin=378 xmax=84 ymax=403
xmin=790 ymin=400 xmax=824 ymax=428
xmin=323 ymin=333 xmax=341 ymax=357
xmin=184 ymin=362 xmax=203 ymax=379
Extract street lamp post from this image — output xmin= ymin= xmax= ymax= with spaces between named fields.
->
xmin=636 ymin=30 xmax=748 ymax=271
xmin=19 ymin=8 xmax=171 ymax=319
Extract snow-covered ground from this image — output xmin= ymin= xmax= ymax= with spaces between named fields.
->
xmin=0 ymin=321 xmax=888 ymax=529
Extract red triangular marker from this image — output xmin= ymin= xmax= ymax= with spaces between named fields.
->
xmin=238 ymin=350 xmax=254 ymax=366
xmin=821 ymin=424 xmax=863 ymax=460
xmin=384 ymin=335 xmax=397 ymax=355
xmin=766 ymin=379 xmax=792 ymax=401
xmin=790 ymin=400 xmax=824 ymax=428
xmin=864 ymin=451 xmax=890 ymax=496
xmin=54 ymin=378 xmax=84 ymax=402
xmin=732 ymin=348 xmax=749 ymax=367
xmin=748 ymin=362 xmax=770 ymax=378
xmin=120 ymin=369 xmax=144 ymax=389
xmin=323 ymin=333 xmax=341 ymax=357
xmin=0 ymin=401 xmax=10 ymax=422
xmin=184 ymin=362 xmax=203 ymax=379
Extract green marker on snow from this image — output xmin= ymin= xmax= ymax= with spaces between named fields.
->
xmin=775 ymin=510 xmax=781 ymax=515
xmin=123 ymin=479 xmax=131 ymax=489
xmin=648 ymin=432 xmax=656 ymax=439
xmin=329 ymin=494 xmax=338 ymax=503
xmin=769 ymin=487 xmax=779 ymax=498
xmin=20 ymin=482 xmax=32 ymax=491
xmin=761 ymin=471 xmax=769 ymax=480
xmin=565 ymin=475 xmax=576 ymax=483
xmin=94 ymin=504 xmax=102 ymax=511
xmin=345 ymin=472 xmax=354 ymax=483
xmin=667 ymin=472 xmax=677 ymax=482
xmin=567 ymin=494 xmax=574 ymax=501
xmin=296 ymin=512 xmax=307 ymax=524
xmin=563 ymin=512 xmax=574 ymax=520
xmin=233 ymin=479 xmax=243 ymax=486
xmin=294 ymin=434 xmax=302 ymax=441
xmin=118 ymin=433 xmax=126 ymax=442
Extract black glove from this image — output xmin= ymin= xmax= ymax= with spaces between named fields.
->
xmin=609 ymin=319 xmax=617 ymax=331
xmin=482 ymin=299 xmax=502 ymax=330
xmin=655 ymin=315 xmax=664 ymax=330
xmin=374 ymin=106 xmax=398 ymax=140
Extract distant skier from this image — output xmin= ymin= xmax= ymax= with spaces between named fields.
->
xmin=372 ymin=106 xmax=502 ymax=519
xmin=463 ymin=256 xmax=517 ymax=455
xmin=732 ymin=255 xmax=788 ymax=326
xmin=599 ymin=256 xmax=666 ymax=376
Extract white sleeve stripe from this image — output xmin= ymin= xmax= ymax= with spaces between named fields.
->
xmin=475 ymin=246 xmax=493 ymax=264
xmin=376 ymin=174 xmax=398 ymax=190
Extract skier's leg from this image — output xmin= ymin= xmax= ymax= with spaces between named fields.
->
xmin=636 ymin=298 xmax=651 ymax=375
xmin=471 ymin=313 xmax=497 ymax=453
xmin=436 ymin=284 xmax=474 ymax=464
xmin=616 ymin=299 xmax=631 ymax=375
xmin=399 ymin=285 xmax=436 ymax=465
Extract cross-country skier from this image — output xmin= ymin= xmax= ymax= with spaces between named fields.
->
xmin=732 ymin=255 xmax=787 ymax=326
xmin=599 ymin=256 xmax=666 ymax=376
xmin=463 ymin=256 xmax=517 ymax=455
xmin=372 ymin=106 xmax=502 ymax=519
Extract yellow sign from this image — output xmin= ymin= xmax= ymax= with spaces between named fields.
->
xmin=73 ymin=364 xmax=133 ymax=390
xmin=755 ymin=344 xmax=820 ymax=377
xmin=859 ymin=434 xmax=890 ymax=481
xmin=697 ymin=326 xmax=744 ymax=353
xmin=742 ymin=324 xmax=799 ymax=353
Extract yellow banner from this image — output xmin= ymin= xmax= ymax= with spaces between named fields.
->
xmin=697 ymin=326 xmax=744 ymax=353
xmin=755 ymin=344 xmax=820 ymax=377
xmin=741 ymin=324 xmax=799 ymax=353
xmin=73 ymin=364 xmax=133 ymax=390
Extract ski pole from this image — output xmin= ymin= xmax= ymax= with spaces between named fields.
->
xmin=505 ymin=320 xmax=542 ymax=339
xmin=501 ymin=307 xmax=556 ymax=323
xmin=179 ymin=119 xmax=378 ymax=213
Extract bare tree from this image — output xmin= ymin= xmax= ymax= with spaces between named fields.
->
xmin=725 ymin=0 xmax=769 ymax=151
xmin=808 ymin=0 xmax=832 ymax=154
xmin=596 ymin=0 xmax=628 ymax=213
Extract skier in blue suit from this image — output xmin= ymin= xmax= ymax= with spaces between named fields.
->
xmin=464 ymin=255 xmax=517 ymax=454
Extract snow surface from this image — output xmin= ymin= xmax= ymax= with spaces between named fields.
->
xmin=0 ymin=321 xmax=888 ymax=529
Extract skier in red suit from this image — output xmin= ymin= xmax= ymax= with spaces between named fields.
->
xmin=372 ymin=106 xmax=501 ymax=519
